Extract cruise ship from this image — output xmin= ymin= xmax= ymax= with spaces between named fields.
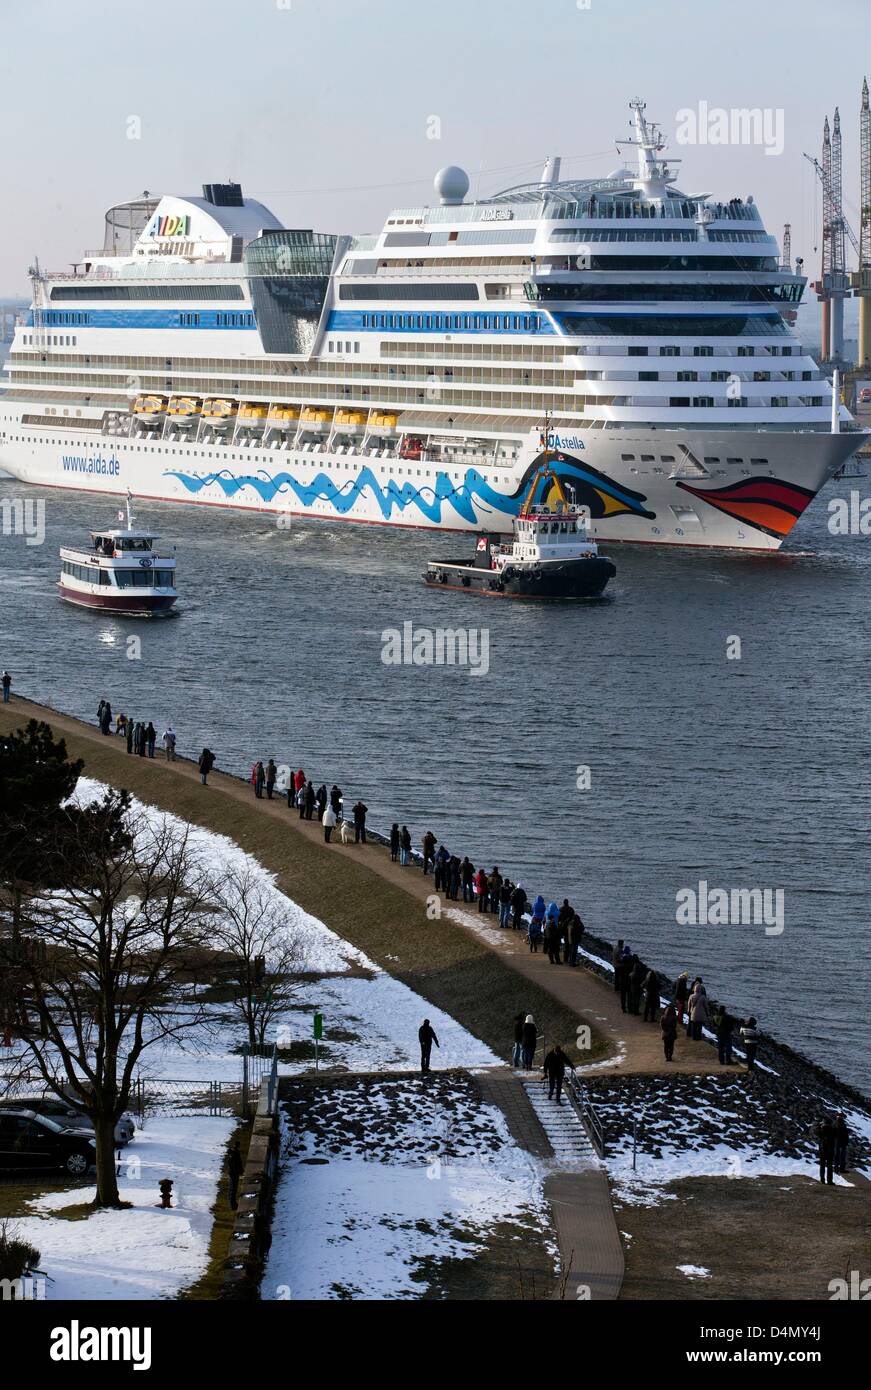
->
xmin=0 ymin=100 xmax=863 ymax=551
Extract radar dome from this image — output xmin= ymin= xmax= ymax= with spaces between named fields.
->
xmin=434 ymin=166 xmax=470 ymax=206
xmin=606 ymin=166 xmax=633 ymax=182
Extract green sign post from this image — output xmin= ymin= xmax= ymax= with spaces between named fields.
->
xmin=313 ymin=1011 xmax=323 ymax=1070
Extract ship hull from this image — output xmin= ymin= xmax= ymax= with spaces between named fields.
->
xmin=0 ymin=409 xmax=863 ymax=552
xmin=424 ymin=556 xmax=616 ymax=598
xmin=57 ymin=585 xmax=177 ymax=615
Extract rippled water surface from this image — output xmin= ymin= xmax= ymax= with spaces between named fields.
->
xmin=1 ymin=472 xmax=869 ymax=1094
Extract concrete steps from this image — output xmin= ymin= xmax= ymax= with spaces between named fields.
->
xmin=520 ymin=1077 xmax=598 ymax=1166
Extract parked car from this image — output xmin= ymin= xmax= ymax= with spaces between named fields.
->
xmin=0 ymin=1097 xmax=134 ymax=1146
xmin=0 ymin=1110 xmax=95 ymax=1176
xmin=859 ymin=387 xmax=871 ymax=403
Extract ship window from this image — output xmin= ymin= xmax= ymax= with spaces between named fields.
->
xmin=660 ymin=455 xmax=675 ymax=462
xmin=621 ymin=454 xmax=635 ymax=461
xmin=750 ymin=457 xmax=768 ymax=465
xmin=640 ymin=454 xmax=654 ymax=462
xmin=703 ymin=457 xmax=720 ymax=464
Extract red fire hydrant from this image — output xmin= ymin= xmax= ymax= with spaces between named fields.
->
xmin=157 ymin=1179 xmax=173 ymax=1209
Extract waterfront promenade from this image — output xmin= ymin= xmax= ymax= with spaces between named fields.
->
xmin=0 ymin=692 xmax=722 ymax=1079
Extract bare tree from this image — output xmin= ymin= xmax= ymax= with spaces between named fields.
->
xmin=208 ymin=863 xmax=307 ymax=1051
xmin=0 ymin=790 xmax=217 ymax=1208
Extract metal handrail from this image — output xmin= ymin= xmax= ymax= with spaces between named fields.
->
xmin=565 ymin=1074 xmax=606 ymax=1157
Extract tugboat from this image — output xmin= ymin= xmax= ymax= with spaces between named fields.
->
xmin=58 ymin=491 xmax=178 ymax=615
xmin=423 ymin=429 xmax=616 ymax=600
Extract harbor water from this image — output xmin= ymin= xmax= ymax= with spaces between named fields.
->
xmin=1 ymin=473 xmax=869 ymax=1096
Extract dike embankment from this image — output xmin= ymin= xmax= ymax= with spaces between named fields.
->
xmin=3 ymin=691 xmax=869 ymax=1121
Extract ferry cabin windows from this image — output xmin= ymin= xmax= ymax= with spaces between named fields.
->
xmin=62 ymin=561 xmax=110 ymax=585
xmin=115 ymin=569 xmax=172 ymax=588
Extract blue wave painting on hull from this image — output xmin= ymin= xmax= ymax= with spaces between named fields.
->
xmin=163 ymin=455 xmax=654 ymax=525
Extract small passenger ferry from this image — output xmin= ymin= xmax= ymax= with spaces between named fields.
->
xmin=58 ymin=491 xmax=178 ymax=615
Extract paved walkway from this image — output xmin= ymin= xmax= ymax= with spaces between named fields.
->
xmin=478 ymin=1067 xmax=624 ymax=1299
xmin=3 ymin=694 xmax=725 ymax=1081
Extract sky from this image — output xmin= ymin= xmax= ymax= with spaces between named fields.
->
xmin=0 ymin=0 xmax=868 ymax=295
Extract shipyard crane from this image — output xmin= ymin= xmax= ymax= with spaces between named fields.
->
xmin=852 ymin=76 xmax=871 ymax=367
xmin=805 ymin=109 xmax=857 ymax=361
xmin=803 ymin=150 xmax=861 ymax=261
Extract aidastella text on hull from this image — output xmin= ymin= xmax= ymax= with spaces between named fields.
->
xmin=1 ymin=101 xmax=864 ymax=551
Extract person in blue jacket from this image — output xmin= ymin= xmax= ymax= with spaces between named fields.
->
xmin=529 ymin=894 xmax=546 ymax=952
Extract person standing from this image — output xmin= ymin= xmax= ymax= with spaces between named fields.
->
xmin=498 ymin=878 xmax=513 ymax=929
xmin=198 ymin=747 xmax=215 ymax=786
xmin=389 ymin=823 xmax=400 ymax=862
xmin=689 ymin=983 xmax=711 ymax=1041
xmin=558 ymin=900 xmax=572 ymax=960
xmin=642 ymin=968 xmax=660 ymax=1022
xmin=126 ymin=718 xmax=134 ymax=755
xmin=521 ymin=1014 xmax=537 ymax=1070
xmin=569 ymin=912 xmax=585 ymax=967
xmin=137 ymin=720 xmax=146 ymax=757
xmin=304 ymin=781 xmax=316 ymax=820
xmin=316 ymin=784 xmax=327 ymax=821
xmin=399 ymin=825 xmax=412 ymax=866
xmin=511 ymin=882 xmax=527 ymax=932
xmin=740 ymin=1017 xmax=760 ymax=1071
xmin=461 ymin=856 xmax=474 ymax=903
xmin=818 ymin=1117 xmax=836 ymax=1185
xmin=330 ymin=784 xmax=342 ymax=818
xmin=265 ymin=759 xmax=277 ymax=800
xmin=145 ymin=722 xmax=156 ymax=758
xmin=660 ymin=1003 xmax=678 ymax=1060
xmin=545 ymin=917 xmax=561 ymax=965
xmin=542 ymin=1044 xmax=575 ymax=1104
xmin=616 ymin=950 xmax=631 ymax=1014
xmin=674 ymin=972 xmax=690 ymax=1029
xmin=834 ymin=1113 xmax=850 ymax=1174
xmin=611 ymin=939 xmax=625 ymax=992
xmin=489 ymin=867 xmax=503 ymax=914
xmin=253 ymin=761 xmax=265 ymax=798
xmin=476 ymin=867 xmax=490 ymax=915
xmin=1 ymin=670 xmax=11 ymax=703
xmin=629 ymin=956 xmax=646 ymax=1016
xmin=448 ymin=856 xmax=461 ymax=901
xmin=714 ymin=1004 xmax=734 ymax=1065
xmin=422 ymin=830 xmax=436 ymax=875
xmin=512 ymin=1012 xmax=525 ymax=1068
xmin=227 ymin=1139 xmax=244 ymax=1211
xmin=322 ymin=803 xmax=337 ymax=843
xmin=162 ymin=726 xmax=176 ymax=761
xmin=419 ymin=1019 xmax=440 ymax=1074
xmin=352 ymin=799 xmax=368 ymax=843
xmin=97 ymin=698 xmax=106 ymax=728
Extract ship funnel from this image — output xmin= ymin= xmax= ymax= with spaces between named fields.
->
xmin=540 ymin=155 xmax=561 ymax=186
xmin=831 ymin=368 xmax=841 ymax=433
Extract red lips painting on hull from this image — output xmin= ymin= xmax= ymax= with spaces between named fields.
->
xmin=675 ymin=476 xmax=816 ymax=539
